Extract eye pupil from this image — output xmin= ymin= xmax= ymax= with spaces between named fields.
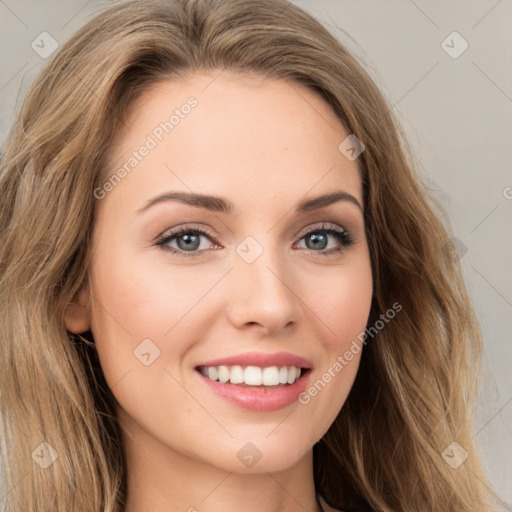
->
xmin=307 ymin=232 xmax=327 ymax=250
xmin=177 ymin=233 xmax=201 ymax=251
xmin=159 ymin=225 xmax=350 ymax=258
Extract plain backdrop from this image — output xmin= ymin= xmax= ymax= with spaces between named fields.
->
xmin=0 ymin=0 xmax=511 ymax=506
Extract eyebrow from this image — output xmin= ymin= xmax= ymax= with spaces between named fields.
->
xmin=136 ymin=189 xmax=363 ymax=215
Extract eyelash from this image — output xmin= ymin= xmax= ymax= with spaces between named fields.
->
xmin=155 ymin=222 xmax=355 ymax=259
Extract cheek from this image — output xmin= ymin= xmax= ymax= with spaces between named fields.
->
xmin=297 ymin=258 xmax=372 ymax=414
xmin=88 ymin=250 xmax=222 ymax=375
xmin=90 ymin=245 xmax=209 ymax=334
xmin=308 ymin=260 xmax=373 ymax=347
xmin=87 ymin=255 xmax=200 ymax=424
xmin=90 ymin=244 xmax=372 ymax=360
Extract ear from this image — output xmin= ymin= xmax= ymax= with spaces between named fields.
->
xmin=64 ymin=288 xmax=91 ymax=334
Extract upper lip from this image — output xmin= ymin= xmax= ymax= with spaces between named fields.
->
xmin=196 ymin=351 xmax=313 ymax=369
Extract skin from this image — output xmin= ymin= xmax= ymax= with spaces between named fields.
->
xmin=65 ymin=70 xmax=373 ymax=512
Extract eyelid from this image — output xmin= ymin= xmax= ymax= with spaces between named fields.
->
xmin=155 ymin=223 xmax=217 ymax=243
xmin=297 ymin=221 xmax=348 ymax=237
xmin=155 ymin=221 xmax=354 ymax=257
xmin=157 ymin=221 xmax=348 ymax=241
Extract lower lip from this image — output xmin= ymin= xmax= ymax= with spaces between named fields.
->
xmin=196 ymin=370 xmax=311 ymax=411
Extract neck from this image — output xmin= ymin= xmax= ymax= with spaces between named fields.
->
xmin=119 ymin=409 xmax=323 ymax=512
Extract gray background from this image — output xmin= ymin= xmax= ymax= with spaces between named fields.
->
xmin=1 ymin=0 xmax=511 ymax=505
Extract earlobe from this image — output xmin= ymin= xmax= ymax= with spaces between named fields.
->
xmin=64 ymin=288 xmax=91 ymax=334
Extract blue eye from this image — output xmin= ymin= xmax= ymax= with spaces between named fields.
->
xmin=155 ymin=222 xmax=354 ymax=258
xmin=297 ymin=224 xmax=355 ymax=255
xmin=155 ymin=226 xmax=216 ymax=259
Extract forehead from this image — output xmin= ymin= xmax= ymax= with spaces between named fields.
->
xmin=100 ymin=70 xmax=363 ymax=217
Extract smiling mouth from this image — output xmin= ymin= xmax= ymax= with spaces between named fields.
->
xmin=195 ymin=365 xmax=311 ymax=388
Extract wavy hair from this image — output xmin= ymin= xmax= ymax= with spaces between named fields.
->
xmin=0 ymin=0 xmax=505 ymax=510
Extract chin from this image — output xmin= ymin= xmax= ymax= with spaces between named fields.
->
xmin=193 ymin=430 xmax=315 ymax=474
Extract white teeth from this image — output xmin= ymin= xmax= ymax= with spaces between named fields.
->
xmin=217 ymin=365 xmax=230 ymax=383
xmin=229 ymin=365 xmax=244 ymax=384
xmin=244 ymin=366 xmax=262 ymax=385
xmin=199 ymin=364 xmax=303 ymax=386
xmin=287 ymin=366 xmax=297 ymax=385
xmin=262 ymin=366 xmax=280 ymax=386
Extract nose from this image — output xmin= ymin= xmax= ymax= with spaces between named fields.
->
xmin=225 ymin=245 xmax=303 ymax=335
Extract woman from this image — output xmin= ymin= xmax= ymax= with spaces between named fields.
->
xmin=0 ymin=0 xmax=505 ymax=511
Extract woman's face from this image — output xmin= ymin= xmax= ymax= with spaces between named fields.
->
xmin=67 ymin=71 xmax=373 ymax=474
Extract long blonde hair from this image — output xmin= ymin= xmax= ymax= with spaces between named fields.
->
xmin=0 ymin=0 xmax=505 ymax=510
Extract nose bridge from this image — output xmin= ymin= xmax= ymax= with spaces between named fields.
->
xmin=226 ymin=233 xmax=301 ymax=331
